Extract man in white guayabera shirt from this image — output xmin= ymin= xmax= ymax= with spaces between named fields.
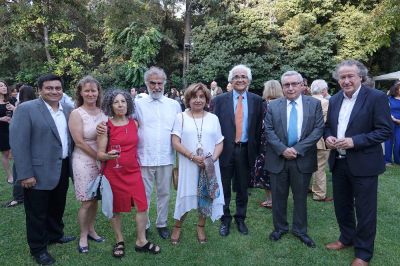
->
xmin=134 ymin=67 xmax=181 ymax=239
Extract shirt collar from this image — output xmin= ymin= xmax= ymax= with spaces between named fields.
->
xmin=342 ymin=85 xmax=361 ymax=100
xmin=286 ymin=95 xmax=302 ymax=106
xmin=146 ymin=95 xmax=166 ymax=103
xmin=233 ymin=89 xmax=246 ymax=99
xmin=42 ymin=98 xmax=62 ymax=112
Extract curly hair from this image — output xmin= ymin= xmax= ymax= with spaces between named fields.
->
xmin=101 ymin=89 xmax=133 ymax=117
xmin=75 ymin=75 xmax=102 ymax=108
xmin=332 ymin=59 xmax=368 ymax=82
xmin=184 ymin=83 xmax=211 ymax=108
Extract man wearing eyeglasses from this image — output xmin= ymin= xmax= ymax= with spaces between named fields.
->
xmin=265 ymin=70 xmax=324 ymax=248
xmin=10 ymin=74 xmax=75 ymax=265
xmin=212 ymin=64 xmax=263 ymax=236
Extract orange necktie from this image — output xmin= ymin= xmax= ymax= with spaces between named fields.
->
xmin=235 ymin=95 xmax=243 ymax=143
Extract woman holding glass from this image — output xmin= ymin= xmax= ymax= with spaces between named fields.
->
xmin=97 ymin=89 xmax=160 ymax=257
xmin=171 ymin=83 xmax=224 ymax=244
xmin=69 ymin=76 xmax=107 ymax=253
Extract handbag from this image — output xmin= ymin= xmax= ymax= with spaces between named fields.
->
xmin=172 ymin=112 xmax=184 ymax=190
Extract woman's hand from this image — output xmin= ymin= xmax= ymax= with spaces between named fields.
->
xmin=6 ymin=102 xmax=15 ymax=111
xmin=0 ymin=116 xmax=11 ymax=123
xmin=192 ymin=155 xmax=205 ymax=169
xmin=105 ymin=150 xmax=119 ymax=160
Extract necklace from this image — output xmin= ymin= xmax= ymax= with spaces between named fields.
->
xmin=190 ymin=110 xmax=204 ymax=151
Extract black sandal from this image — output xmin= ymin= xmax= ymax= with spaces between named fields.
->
xmin=112 ymin=241 xmax=125 ymax=258
xmin=135 ymin=241 xmax=161 ymax=254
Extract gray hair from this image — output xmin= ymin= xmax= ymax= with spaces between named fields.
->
xmin=262 ymin=80 xmax=283 ymax=100
xmin=101 ymin=89 xmax=133 ymax=117
xmin=227 ymin=64 xmax=252 ymax=83
xmin=332 ymin=59 xmax=368 ymax=82
xmin=144 ymin=66 xmax=167 ymax=86
xmin=280 ymin=71 xmax=303 ymax=84
xmin=310 ymin=79 xmax=328 ymax=95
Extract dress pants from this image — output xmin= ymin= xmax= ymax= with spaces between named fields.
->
xmin=311 ymin=149 xmax=330 ymax=200
xmin=24 ymin=158 xmax=69 ymax=256
xmin=12 ymin=164 xmax=24 ymax=201
xmin=332 ymin=159 xmax=378 ymax=262
xmin=270 ymin=159 xmax=311 ymax=235
xmin=220 ymin=144 xmax=249 ymax=224
xmin=141 ymin=164 xmax=173 ymax=228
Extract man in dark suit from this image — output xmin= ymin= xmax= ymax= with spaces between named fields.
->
xmin=324 ymin=60 xmax=392 ymax=266
xmin=212 ymin=64 xmax=263 ymax=236
xmin=265 ymin=70 xmax=324 ymax=248
xmin=10 ymin=74 xmax=75 ymax=265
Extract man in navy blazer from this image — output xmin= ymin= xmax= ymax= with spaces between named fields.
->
xmin=10 ymin=74 xmax=75 ymax=265
xmin=212 ymin=64 xmax=263 ymax=236
xmin=324 ymin=60 xmax=392 ymax=266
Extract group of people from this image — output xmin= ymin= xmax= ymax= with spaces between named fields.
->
xmin=1 ymin=59 xmax=393 ymax=266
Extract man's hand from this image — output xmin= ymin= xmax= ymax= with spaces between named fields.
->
xmin=21 ymin=177 xmax=36 ymax=189
xmin=96 ymin=122 xmax=107 ymax=136
xmin=335 ymin=138 xmax=354 ymax=150
xmin=325 ymin=136 xmax=337 ymax=149
xmin=282 ymin=147 xmax=297 ymax=160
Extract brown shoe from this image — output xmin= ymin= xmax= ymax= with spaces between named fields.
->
xmin=351 ymin=258 xmax=369 ymax=266
xmin=313 ymin=197 xmax=333 ymax=202
xmin=325 ymin=240 xmax=351 ymax=250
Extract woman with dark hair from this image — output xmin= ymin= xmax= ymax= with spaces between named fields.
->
xmin=170 ymin=83 xmax=224 ymax=245
xmin=0 ymin=80 xmax=16 ymax=184
xmin=68 ymin=76 xmax=107 ymax=253
xmin=97 ymin=89 xmax=160 ymax=257
xmin=18 ymin=85 xmax=37 ymax=104
xmin=384 ymin=81 xmax=400 ymax=165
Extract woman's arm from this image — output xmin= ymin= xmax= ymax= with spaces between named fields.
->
xmin=68 ymin=110 xmax=97 ymax=159
xmin=97 ymin=128 xmax=118 ymax=161
xmin=212 ymin=142 xmax=223 ymax=162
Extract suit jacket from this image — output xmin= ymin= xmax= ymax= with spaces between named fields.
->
xmin=212 ymin=90 xmax=263 ymax=167
xmin=324 ymin=86 xmax=392 ymax=176
xmin=10 ymin=98 xmax=74 ymax=190
xmin=312 ymin=94 xmax=329 ymax=150
xmin=264 ymin=95 xmax=324 ymax=174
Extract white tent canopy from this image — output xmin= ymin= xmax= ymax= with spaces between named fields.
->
xmin=373 ymin=71 xmax=400 ymax=81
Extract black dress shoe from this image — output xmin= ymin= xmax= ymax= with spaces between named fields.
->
xmin=269 ymin=230 xmax=287 ymax=241
xmin=219 ymin=222 xmax=230 ymax=237
xmin=235 ymin=220 xmax=248 ymax=235
xmin=33 ymin=251 xmax=55 ymax=265
xmin=157 ymin=227 xmax=170 ymax=239
xmin=294 ymin=234 xmax=316 ymax=248
xmin=51 ymin=235 xmax=76 ymax=244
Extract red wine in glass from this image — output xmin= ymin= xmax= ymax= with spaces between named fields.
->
xmin=111 ymin=144 xmax=122 ymax=168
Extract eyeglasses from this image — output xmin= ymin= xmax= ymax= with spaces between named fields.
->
xmin=232 ymin=75 xmax=248 ymax=81
xmin=149 ymin=81 xmax=164 ymax=86
xmin=43 ymin=86 xmax=62 ymax=92
xmin=282 ymin=82 xmax=302 ymax=89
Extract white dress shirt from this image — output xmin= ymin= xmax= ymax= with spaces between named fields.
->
xmin=43 ymin=100 xmax=69 ymax=158
xmin=134 ymin=95 xmax=182 ymax=166
xmin=286 ymin=95 xmax=304 ymax=141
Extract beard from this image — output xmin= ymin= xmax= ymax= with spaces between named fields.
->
xmin=149 ymin=88 xmax=164 ymax=100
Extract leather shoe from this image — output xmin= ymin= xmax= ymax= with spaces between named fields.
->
xmin=269 ymin=230 xmax=287 ymax=241
xmin=351 ymin=258 xmax=369 ymax=266
xmin=219 ymin=222 xmax=230 ymax=237
xmin=294 ymin=234 xmax=316 ymax=248
xmin=33 ymin=251 xmax=55 ymax=265
xmin=51 ymin=235 xmax=76 ymax=244
xmin=235 ymin=220 xmax=248 ymax=235
xmin=157 ymin=227 xmax=170 ymax=239
xmin=313 ymin=197 xmax=333 ymax=202
xmin=325 ymin=240 xmax=351 ymax=250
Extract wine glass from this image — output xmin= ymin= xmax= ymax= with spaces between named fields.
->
xmin=110 ymin=144 xmax=122 ymax=168
xmin=6 ymin=110 xmax=13 ymax=118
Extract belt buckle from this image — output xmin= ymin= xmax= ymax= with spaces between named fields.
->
xmin=337 ymin=154 xmax=346 ymax=159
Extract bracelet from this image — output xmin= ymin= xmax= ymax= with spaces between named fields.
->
xmin=189 ymin=153 xmax=195 ymax=161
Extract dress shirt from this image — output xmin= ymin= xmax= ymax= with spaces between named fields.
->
xmin=233 ymin=90 xmax=248 ymax=142
xmin=134 ymin=95 xmax=182 ymax=166
xmin=286 ymin=95 xmax=303 ymax=142
xmin=43 ymin=99 xmax=69 ymax=158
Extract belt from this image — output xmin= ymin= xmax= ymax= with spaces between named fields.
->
xmin=336 ymin=154 xmax=346 ymax=159
xmin=234 ymin=142 xmax=248 ymax=148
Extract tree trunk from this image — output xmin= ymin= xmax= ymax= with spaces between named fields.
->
xmin=43 ymin=25 xmax=53 ymax=63
xmin=182 ymin=0 xmax=192 ymax=90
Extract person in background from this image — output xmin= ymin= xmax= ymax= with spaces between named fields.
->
xmin=210 ymin=81 xmax=223 ymax=97
xmin=97 ymin=89 xmax=160 ymax=257
xmin=130 ymin=87 xmax=137 ymax=98
xmin=0 ymin=80 xmax=16 ymax=184
xmin=136 ymin=86 xmax=148 ymax=99
xmin=60 ymin=92 xmax=75 ymax=109
xmin=384 ymin=81 xmax=400 ymax=166
xmin=69 ymin=76 xmax=107 ymax=253
xmin=170 ymin=83 xmax=224 ymax=245
xmin=226 ymin=83 xmax=233 ymax=92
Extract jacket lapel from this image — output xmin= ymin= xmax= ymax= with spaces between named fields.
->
xmin=279 ymin=98 xmax=288 ymax=140
xmin=246 ymin=92 xmax=254 ymax=128
xmin=331 ymin=93 xmax=344 ymax=136
xmin=37 ymin=99 xmax=62 ymax=145
xmin=226 ymin=92 xmax=235 ymax=126
xmin=346 ymin=87 xmax=368 ymax=131
xmin=300 ymin=96 xmax=310 ymax=138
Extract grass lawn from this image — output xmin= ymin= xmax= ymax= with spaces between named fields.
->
xmin=0 ymin=164 xmax=399 ymax=265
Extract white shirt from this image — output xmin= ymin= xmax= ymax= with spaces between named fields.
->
xmin=134 ymin=95 xmax=182 ymax=166
xmin=286 ymin=95 xmax=303 ymax=141
xmin=43 ymin=100 xmax=69 ymax=158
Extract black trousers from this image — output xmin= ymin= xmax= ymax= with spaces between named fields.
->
xmin=332 ymin=159 xmax=378 ymax=262
xmin=270 ymin=160 xmax=311 ymax=235
xmin=24 ymin=158 xmax=70 ymax=256
xmin=12 ymin=164 xmax=24 ymax=201
xmin=220 ymin=144 xmax=250 ymax=224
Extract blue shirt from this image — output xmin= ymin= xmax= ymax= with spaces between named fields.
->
xmin=233 ymin=90 xmax=248 ymax=142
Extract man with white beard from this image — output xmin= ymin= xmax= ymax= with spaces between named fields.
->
xmin=134 ymin=66 xmax=182 ymax=239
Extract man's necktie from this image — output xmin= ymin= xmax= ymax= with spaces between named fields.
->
xmin=288 ymin=100 xmax=298 ymax=147
xmin=235 ymin=95 xmax=243 ymax=143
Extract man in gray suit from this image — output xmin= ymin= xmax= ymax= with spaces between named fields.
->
xmin=265 ymin=71 xmax=324 ymax=248
xmin=10 ymin=74 xmax=75 ymax=265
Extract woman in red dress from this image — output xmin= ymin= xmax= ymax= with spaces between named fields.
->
xmin=97 ymin=89 xmax=160 ymax=257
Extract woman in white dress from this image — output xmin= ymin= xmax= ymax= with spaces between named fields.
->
xmin=171 ymin=83 xmax=224 ymax=244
